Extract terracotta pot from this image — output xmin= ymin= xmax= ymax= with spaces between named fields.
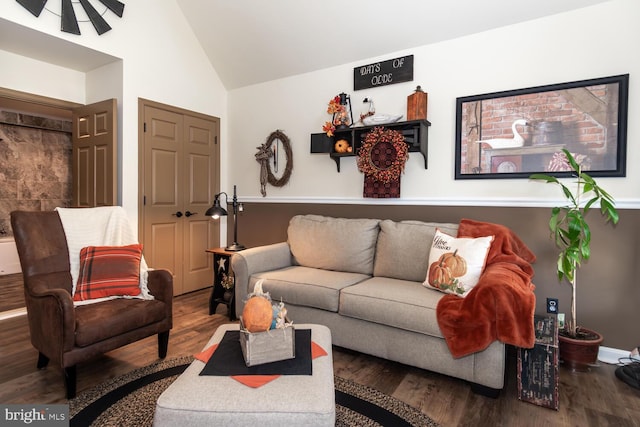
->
xmin=559 ymin=328 xmax=603 ymax=372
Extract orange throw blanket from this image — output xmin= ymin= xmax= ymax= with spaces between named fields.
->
xmin=436 ymin=219 xmax=537 ymax=358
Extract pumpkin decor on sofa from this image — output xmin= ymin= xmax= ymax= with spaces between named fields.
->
xmin=428 ymin=250 xmax=468 ymax=293
xmin=423 ymin=229 xmax=494 ymax=297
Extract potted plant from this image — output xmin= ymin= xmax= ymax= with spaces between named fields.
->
xmin=530 ymin=148 xmax=619 ymax=371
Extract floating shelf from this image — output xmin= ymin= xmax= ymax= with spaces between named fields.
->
xmin=310 ymin=120 xmax=430 ymax=172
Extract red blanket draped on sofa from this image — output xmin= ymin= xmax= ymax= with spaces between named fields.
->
xmin=436 ymin=219 xmax=537 ymax=358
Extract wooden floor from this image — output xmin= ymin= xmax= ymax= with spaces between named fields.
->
xmin=0 ymin=273 xmax=24 ymax=312
xmin=0 ymin=286 xmax=638 ymax=426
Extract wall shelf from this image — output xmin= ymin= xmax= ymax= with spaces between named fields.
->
xmin=310 ymin=120 xmax=430 ymax=172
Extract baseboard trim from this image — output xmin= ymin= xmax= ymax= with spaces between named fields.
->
xmin=0 ymin=307 xmax=26 ymax=321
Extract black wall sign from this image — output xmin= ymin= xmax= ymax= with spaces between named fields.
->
xmin=353 ymin=55 xmax=414 ymax=91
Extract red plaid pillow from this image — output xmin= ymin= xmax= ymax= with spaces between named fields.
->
xmin=74 ymin=244 xmax=143 ymax=301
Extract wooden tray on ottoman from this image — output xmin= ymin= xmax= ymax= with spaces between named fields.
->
xmin=239 ymin=318 xmax=295 ymax=367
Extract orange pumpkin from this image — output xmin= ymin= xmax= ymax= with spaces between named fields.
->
xmin=428 ymin=260 xmax=453 ymax=289
xmin=334 ymin=139 xmax=350 ymax=153
xmin=242 ymin=296 xmax=273 ymax=332
xmin=438 ymin=250 xmax=467 ymax=277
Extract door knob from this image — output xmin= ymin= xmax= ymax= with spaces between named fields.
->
xmin=173 ymin=211 xmax=183 ymax=218
xmin=185 ymin=211 xmax=198 ymax=217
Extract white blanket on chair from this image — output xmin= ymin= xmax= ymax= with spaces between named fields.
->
xmin=55 ymin=206 xmax=154 ymax=304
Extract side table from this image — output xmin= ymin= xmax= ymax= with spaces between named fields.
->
xmin=206 ymin=247 xmax=240 ymax=319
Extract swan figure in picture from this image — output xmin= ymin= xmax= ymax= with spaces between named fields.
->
xmin=477 ymin=119 xmax=528 ymax=149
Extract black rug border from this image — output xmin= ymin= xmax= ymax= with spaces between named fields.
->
xmin=335 ymin=389 xmax=413 ymax=427
xmin=69 ymin=357 xmax=437 ymax=427
xmin=70 ymin=363 xmax=190 ymax=427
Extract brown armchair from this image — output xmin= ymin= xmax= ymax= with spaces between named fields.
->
xmin=10 ymin=210 xmax=173 ymax=399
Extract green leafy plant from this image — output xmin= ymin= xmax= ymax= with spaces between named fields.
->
xmin=530 ymin=149 xmax=619 ymax=338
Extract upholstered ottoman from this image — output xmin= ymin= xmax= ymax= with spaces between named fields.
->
xmin=154 ymin=323 xmax=335 ymax=427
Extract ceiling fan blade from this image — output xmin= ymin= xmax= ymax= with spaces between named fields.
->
xmin=16 ymin=0 xmax=48 ymax=17
xmin=61 ymin=0 xmax=80 ymax=35
xmin=97 ymin=0 xmax=125 ymax=18
xmin=79 ymin=0 xmax=112 ymax=35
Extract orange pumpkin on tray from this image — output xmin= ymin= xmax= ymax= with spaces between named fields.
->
xmin=242 ymin=295 xmax=273 ymax=332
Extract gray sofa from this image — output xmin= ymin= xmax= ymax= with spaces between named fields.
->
xmin=231 ymin=215 xmax=509 ymax=396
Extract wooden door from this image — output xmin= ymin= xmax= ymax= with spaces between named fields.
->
xmin=72 ymin=99 xmax=117 ymax=207
xmin=142 ymin=106 xmax=184 ymax=293
xmin=141 ymin=102 xmax=219 ymax=295
xmin=182 ymin=115 xmax=219 ymax=293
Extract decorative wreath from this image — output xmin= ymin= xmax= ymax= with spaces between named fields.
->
xmin=265 ymin=130 xmax=293 ymax=187
xmin=357 ymin=127 xmax=408 ymax=183
xmin=255 ymin=130 xmax=293 ymax=197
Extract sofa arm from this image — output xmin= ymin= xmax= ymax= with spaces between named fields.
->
xmin=147 ymin=269 xmax=174 ymax=327
xmin=25 ymin=272 xmax=76 ymax=357
xmin=231 ymin=242 xmax=293 ymax=313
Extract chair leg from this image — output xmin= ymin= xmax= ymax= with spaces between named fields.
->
xmin=64 ymin=366 xmax=77 ymax=399
xmin=158 ymin=331 xmax=169 ymax=358
xmin=37 ymin=352 xmax=49 ymax=369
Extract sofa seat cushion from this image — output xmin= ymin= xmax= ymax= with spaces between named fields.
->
xmin=287 ymin=215 xmax=380 ymax=275
xmin=252 ymin=266 xmax=370 ymax=312
xmin=374 ymin=220 xmax=459 ymax=282
xmin=339 ymin=277 xmax=445 ymax=338
xmin=74 ymin=298 xmax=167 ymax=347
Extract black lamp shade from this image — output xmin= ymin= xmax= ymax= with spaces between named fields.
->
xmin=206 ymin=196 xmax=228 ymax=218
xmin=206 ymin=186 xmax=245 ymax=251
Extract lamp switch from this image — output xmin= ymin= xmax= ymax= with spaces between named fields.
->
xmin=546 ymin=298 xmax=558 ymax=313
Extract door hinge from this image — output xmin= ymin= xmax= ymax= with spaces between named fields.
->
xmin=214 ymin=135 xmax=218 ymax=145
xmin=144 ymin=122 xmax=147 ymax=132
xmin=143 ymin=195 xmax=146 ymax=205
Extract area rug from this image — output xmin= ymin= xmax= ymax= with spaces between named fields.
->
xmin=69 ymin=356 xmax=438 ymax=427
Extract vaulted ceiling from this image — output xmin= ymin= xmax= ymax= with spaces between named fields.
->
xmin=0 ymin=1 xmax=610 ymax=91
xmin=176 ymin=0 xmax=610 ymax=89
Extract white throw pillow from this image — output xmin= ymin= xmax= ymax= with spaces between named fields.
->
xmin=423 ymin=229 xmax=494 ymax=297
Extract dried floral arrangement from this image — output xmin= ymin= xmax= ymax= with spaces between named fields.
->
xmin=357 ymin=127 xmax=408 ymax=183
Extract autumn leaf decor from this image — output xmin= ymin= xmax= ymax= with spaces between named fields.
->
xmin=323 ymin=95 xmax=347 ymax=137
xmin=357 ymin=127 xmax=409 ymax=183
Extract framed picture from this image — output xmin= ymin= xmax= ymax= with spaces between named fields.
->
xmin=455 ymin=74 xmax=629 ymax=179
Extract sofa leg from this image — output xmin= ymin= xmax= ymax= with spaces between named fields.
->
xmin=158 ymin=331 xmax=169 ymax=358
xmin=64 ymin=366 xmax=76 ymax=399
xmin=37 ymin=352 xmax=49 ymax=369
xmin=470 ymin=383 xmax=501 ymax=398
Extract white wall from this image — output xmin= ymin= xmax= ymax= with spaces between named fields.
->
xmin=228 ymin=0 xmax=639 ymax=208
xmin=1 ymin=0 xmax=638 ymax=232
xmin=0 ymin=0 xmax=229 ymax=230
xmin=0 ymin=50 xmax=87 ymax=103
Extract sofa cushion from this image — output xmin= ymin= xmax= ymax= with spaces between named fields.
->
xmin=74 ymin=298 xmax=166 ymax=347
xmin=251 ymin=266 xmax=370 ymax=312
xmin=287 ymin=215 xmax=380 ymax=275
xmin=339 ymin=277 xmax=445 ymax=338
xmin=423 ymin=229 xmax=493 ymax=297
xmin=373 ymin=220 xmax=458 ymax=282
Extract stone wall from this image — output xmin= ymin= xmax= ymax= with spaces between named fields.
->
xmin=0 ymin=110 xmax=72 ymax=237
